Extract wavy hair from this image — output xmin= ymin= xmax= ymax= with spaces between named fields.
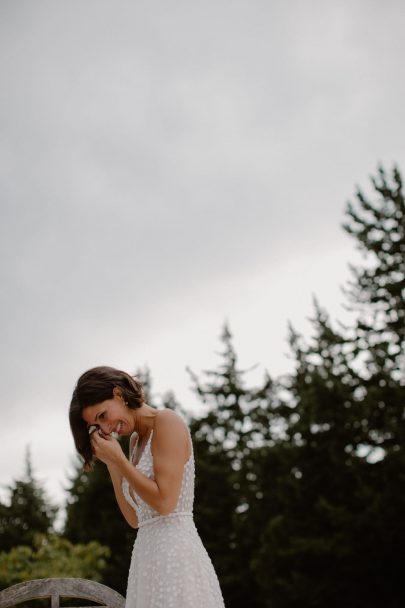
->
xmin=69 ymin=366 xmax=144 ymax=469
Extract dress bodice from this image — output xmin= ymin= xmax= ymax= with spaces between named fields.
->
xmin=122 ymin=429 xmax=195 ymax=526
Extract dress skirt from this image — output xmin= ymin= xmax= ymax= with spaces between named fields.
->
xmin=125 ymin=513 xmax=225 ymax=608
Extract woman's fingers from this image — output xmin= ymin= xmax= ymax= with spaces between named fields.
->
xmin=90 ymin=430 xmax=121 ymax=464
xmin=90 ymin=431 xmax=100 ymax=454
xmin=91 ymin=430 xmax=109 ymax=454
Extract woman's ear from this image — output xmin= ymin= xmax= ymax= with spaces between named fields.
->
xmin=113 ymin=386 xmax=123 ymax=399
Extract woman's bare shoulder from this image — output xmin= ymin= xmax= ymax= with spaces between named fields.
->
xmin=153 ymin=409 xmax=190 ymax=460
xmin=154 ymin=409 xmax=189 ymax=440
xmin=154 ymin=409 xmax=190 ymax=443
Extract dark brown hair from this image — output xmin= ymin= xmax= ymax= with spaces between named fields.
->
xmin=69 ymin=366 xmax=144 ymax=469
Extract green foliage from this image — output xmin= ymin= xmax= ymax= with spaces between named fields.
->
xmin=342 ymin=165 xmax=405 ymax=454
xmin=0 ymin=533 xmax=109 ymax=588
xmin=0 ymin=449 xmax=57 ymax=552
xmin=252 ymin=165 xmax=405 ymax=607
xmin=188 ymin=165 xmax=404 ymax=607
xmin=189 ymin=324 xmax=281 ymax=608
xmin=343 ymin=165 xmax=405 ymax=348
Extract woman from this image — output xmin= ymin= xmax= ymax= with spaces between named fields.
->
xmin=69 ymin=366 xmax=225 ymax=608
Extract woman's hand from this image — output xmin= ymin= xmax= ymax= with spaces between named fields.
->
xmin=90 ymin=430 xmax=126 ymax=467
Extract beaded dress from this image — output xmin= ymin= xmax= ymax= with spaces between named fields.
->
xmin=122 ymin=428 xmax=225 ymax=608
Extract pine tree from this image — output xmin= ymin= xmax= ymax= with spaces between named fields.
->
xmin=254 ymin=165 xmax=405 ymax=608
xmin=342 ymin=165 xmax=405 ymax=453
xmin=254 ymin=305 xmax=368 ymax=607
xmin=0 ymin=448 xmax=57 ymax=552
xmin=341 ymin=165 xmax=405 ymax=605
xmin=343 ymin=165 xmax=405 ymax=351
xmin=188 ymin=324 xmax=280 ymax=608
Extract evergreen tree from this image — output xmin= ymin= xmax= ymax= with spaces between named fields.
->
xmin=341 ymin=165 xmax=405 ymax=605
xmin=254 ymin=165 xmax=405 ymax=608
xmin=342 ymin=165 xmax=405 ymax=452
xmin=188 ymin=325 xmax=281 ymax=608
xmin=254 ymin=305 xmax=366 ymax=607
xmin=0 ymin=448 xmax=57 ymax=552
xmin=343 ymin=165 xmax=405 ymax=351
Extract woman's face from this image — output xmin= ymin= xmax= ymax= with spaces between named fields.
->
xmin=82 ymin=393 xmax=134 ymax=436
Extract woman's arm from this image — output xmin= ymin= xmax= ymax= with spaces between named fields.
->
xmin=107 ymin=462 xmax=139 ymax=528
xmin=91 ymin=410 xmax=190 ymax=516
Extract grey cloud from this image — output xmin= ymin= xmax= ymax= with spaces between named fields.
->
xmin=1 ymin=0 xmax=405 ymax=500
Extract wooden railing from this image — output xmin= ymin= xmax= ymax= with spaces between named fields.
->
xmin=0 ymin=579 xmax=125 ymax=608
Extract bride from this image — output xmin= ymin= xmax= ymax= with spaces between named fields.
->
xmin=69 ymin=365 xmax=225 ymax=608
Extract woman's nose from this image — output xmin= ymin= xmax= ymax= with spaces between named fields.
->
xmin=99 ymin=422 xmax=110 ymax=434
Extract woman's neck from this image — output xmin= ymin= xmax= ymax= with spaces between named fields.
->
xmin=132 ymin=403 xmax=157 ymax=437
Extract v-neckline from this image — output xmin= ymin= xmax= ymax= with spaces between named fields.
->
xmin=131 ymin=430 xmax=153 ymax=466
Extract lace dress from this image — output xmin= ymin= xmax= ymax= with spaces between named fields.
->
xmin=122 ymin=429 xmax=225 ymax=608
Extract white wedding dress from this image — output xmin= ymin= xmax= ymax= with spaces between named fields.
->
xmin=122 ymin=429 xmax=225 ymax=608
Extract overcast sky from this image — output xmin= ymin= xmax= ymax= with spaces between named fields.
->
xmin=1 ymin=0 xmax=404 ymax=525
